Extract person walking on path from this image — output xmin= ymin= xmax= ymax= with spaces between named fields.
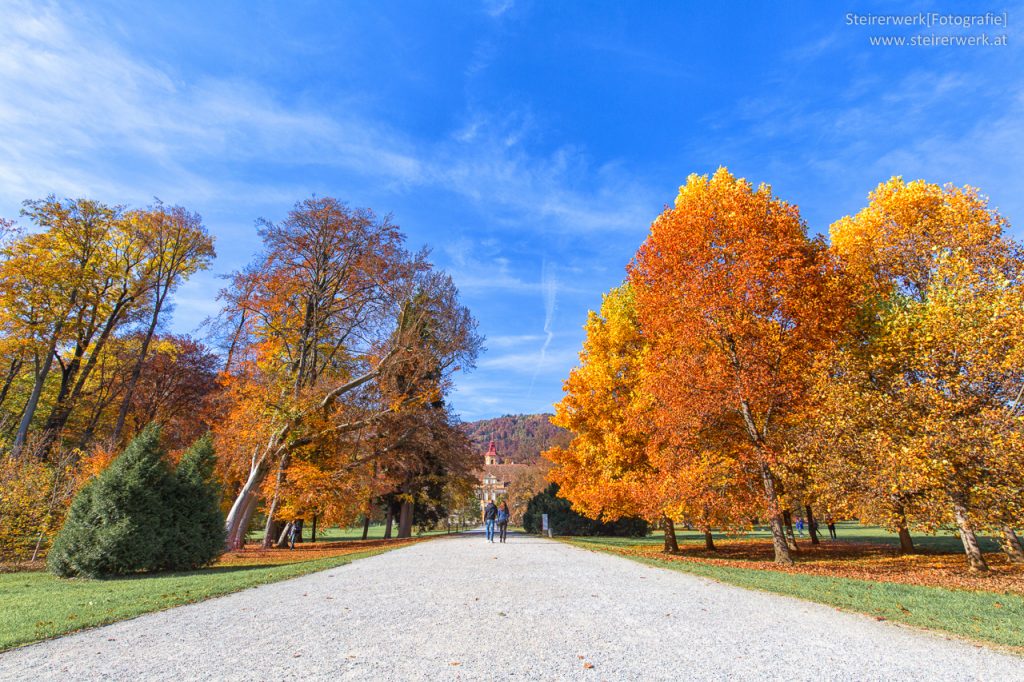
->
xmin=497 ymin=502 xmax=510 ymax=543
xmin=826 ymin=515 xmax=837 ymax=540
xmin=484 ymin=501 xmax=498 ymax=542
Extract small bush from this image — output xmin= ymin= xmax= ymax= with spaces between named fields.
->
xmin=522 ymin=483 xmax=649 ymax=537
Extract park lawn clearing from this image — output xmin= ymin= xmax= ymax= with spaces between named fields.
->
xmin=0 ymin=538 xmax=419 ymax=652
xmin=565 ymin=537 xmax=1024 ymax=651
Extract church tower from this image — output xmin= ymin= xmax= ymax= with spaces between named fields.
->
xmin=484 ymin=439 xmax=499 ymax=466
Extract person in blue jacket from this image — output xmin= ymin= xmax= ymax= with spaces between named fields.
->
xmin=497 ymin=502 xmax=510 ymax=543
xmin=484 ymin=501 xmax=498 ymax=542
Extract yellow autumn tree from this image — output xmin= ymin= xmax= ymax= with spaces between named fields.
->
xmin=547 ymin=284 xmax=659 ymax=531
xmin=826 ymin=178 xmax=1024 ymax=570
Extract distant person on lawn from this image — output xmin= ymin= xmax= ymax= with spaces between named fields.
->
xmin=484 ymin=501 xmax=498 ymax=542
xmin=497 ymin=502 xmax=510 ymax=543
xmin=826 ymin=515 xmax=837 ymax=540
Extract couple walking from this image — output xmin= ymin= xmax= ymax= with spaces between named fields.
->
xmin=484 ymin=500 xmax=509 ymax=543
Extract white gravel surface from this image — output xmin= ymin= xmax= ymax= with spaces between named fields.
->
xmin=1 ymin=531 xmax=1022 ymax=681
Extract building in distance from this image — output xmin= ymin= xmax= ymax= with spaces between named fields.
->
xmin=475 ymin=439 xmax=529 ymax=517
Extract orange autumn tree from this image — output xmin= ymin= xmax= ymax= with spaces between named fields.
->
xmin=827 ymin=178 xmax=1024 ymax=570
xmin=215 ymin=197 xmax=480 ymax=549
xmin=652 ymin=423 xmax=760 ymax=551
xmin=548 ymin=282 xmax=753 ymax=553
xmin=629 ymin=168 xmax=848 ymax=565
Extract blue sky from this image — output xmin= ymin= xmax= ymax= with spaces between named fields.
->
xmin=1 ymin=0 xmax=1021 ymax=421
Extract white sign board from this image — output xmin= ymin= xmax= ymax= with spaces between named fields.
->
xmin=541 ymin=513 xmax=549 ymax=531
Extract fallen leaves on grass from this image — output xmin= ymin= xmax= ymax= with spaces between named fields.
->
xmin=216 ymin=538 xmax=421 ymax=568
xmin=607 ymin=540 xmax=1024 ymax=594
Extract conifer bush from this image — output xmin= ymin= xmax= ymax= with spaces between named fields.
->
xmin=523 ymin=483 xmax=649 ymax=537
xmin=167 ymin=433 xmax=226 ymax=570
xmin=48 ymin=425 xmax=177 ymax=578
xmin=48 ymin=426 xmax=226 ymax=578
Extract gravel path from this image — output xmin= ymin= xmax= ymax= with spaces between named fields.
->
xmin=1 ymin=531 xmax=1022 ymax=681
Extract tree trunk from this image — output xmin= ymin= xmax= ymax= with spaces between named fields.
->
xmin=13 ymin=345 xmax=59 ymax=457
xmin=41 ymin=295 xmax=134 ymax=455
xmin=261 ymin=450 xmax=292 ymax=548
xmin=662 ymin=515 xmax=679 ymax=553
xmin=362 ymin=514 xmax=371 ymax=540
xmin=275 ymin=521 xmax=292 ymax=548
xmin=782 ymin=510 xmax=799 ymax=552
xmin=898 ymin=526 xmax=916 ymax=554
xmin=398 ymin=499 xmax=413 ymax=538
xmin=224 ymin=456 xmax=269 ymax=549
xmin=384 ymin=503 xmax=394 ymax=539
xmin=227 ymin=489 xmax=258 ymax=550
xmin=262 ymin=496 xmax=281 ymax=549
xmin=758 ymin=461 xmax=793 ymax=564
xmin=111 ymin=294 xmax=165 ymax=444
xmin=0 ymin=358 xmax=22 ymax=411
xmin=805 ymin=504 xmax=820 ymax=545
xmin=894 ymin=503 xmax=915 ymax=553
xmin=953 ymin=502 xmax=989 ymax=572
xmin=311 ymin=514 xmax=318 ymax=543
xmin=1001 ymin=527 xmax=1024 ymax=564
xmin=703 ymin=529 xmax=716 ymax=551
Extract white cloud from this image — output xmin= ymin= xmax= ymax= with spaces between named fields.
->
xmin=485 ymin=334 xmax=546 ymax=348
xmin=478 ymin=346 xmax=578 ymax=373
xmin=0 ymin=1 xmax=656 ymax=237
xmin=482 ymin=0 xmax=514 ymax=19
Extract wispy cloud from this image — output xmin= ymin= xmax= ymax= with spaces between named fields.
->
xmin=528 ymin=259 xmax=559 ymax=395
xmin=486 ymin=334 xmax=546 ymax=348
xmin=0 ymin=1 xmax=656 ymax=237
xmin=443 ymin=239 xmax=591 ymax=295
xmin=691 ymin=34 xmax=1024 ymax=232
xmin=479 ymin=346 xmax=576 ymax=373
xmin=482 ymin=0 xmax=514 ymax=19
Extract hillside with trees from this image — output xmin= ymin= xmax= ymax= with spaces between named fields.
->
xmin=462 ymin=414 xmax=569 ymax=464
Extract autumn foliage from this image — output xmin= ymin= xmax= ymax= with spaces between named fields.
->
xmin=0 ymin=194 xmax=480 ymax=569
xmin=547 ymin=169 xmax=1024 ymax=570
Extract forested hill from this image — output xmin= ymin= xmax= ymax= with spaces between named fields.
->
xmin=462 ymin=414 xmax=571 ymax=464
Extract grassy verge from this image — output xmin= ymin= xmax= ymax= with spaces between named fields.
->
xmin=564 ymin=537 xmax=1024 ymax=651
xmin=0 ymin=542 xmax=411 ymax=652
xmin=580 ymin=520 xmax=1006 ymax=553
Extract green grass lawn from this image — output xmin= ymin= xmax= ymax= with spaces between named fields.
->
xmin=575 ymin=521 xmax=1004 ymax=554
xmin=0 ymin=546 xmax=397 ymax=652
xmin=564 ymin=537 xmax=1024 ymax=651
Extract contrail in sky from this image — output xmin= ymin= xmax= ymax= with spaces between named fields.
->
xmin=529 ymin=259 xmax=557 ymax=397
